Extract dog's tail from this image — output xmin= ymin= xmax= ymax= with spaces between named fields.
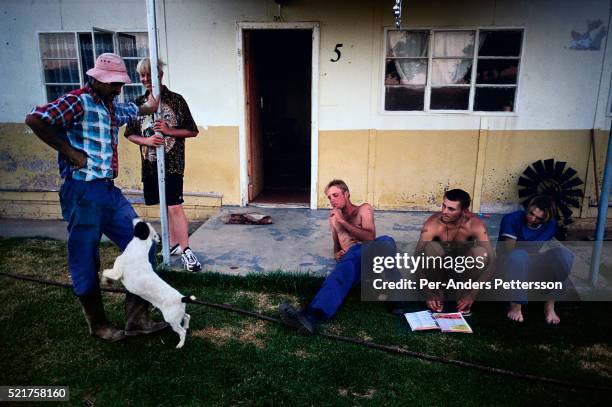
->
xmin=181 ymin=295 xmax=196 ymax=303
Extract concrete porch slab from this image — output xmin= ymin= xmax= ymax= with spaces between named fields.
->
xmin=187 ymin=207 xmax=503 ymax=275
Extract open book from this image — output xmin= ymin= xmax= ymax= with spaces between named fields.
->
xmin=404 ymin=311 xmax=473 ymax=333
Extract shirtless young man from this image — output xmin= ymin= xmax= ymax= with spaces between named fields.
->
xmin=279 ymin=179 xmax=396 ymax=334
xmin=415 ymin=189 xmax=494 ymax=314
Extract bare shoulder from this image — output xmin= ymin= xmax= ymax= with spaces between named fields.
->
xmin=465 ymin=213 xmax=489 ymax=236
xmin=423 ymin=213 xmax=442 ymax=228
xmin=357 ymin=203 xmax=374 ymax=221
xmin=358 ymin=203 xmax=374 ymax=214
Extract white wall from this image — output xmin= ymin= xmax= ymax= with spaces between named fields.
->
xmin=1 ymin=0 xmax=610 ymax=131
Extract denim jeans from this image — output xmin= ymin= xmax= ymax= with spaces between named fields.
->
xmin=59 ymin=178 xmax=155 ymax=296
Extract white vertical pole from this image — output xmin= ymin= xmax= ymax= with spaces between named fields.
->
xmin=146 ymin=0 xmax=170 ymax=266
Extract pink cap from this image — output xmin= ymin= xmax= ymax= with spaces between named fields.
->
xmin=86 ymin=53 xmax=132 ymax=84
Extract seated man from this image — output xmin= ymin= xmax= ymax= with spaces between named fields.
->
xmin=415 ymin=189 xmax=494 ymax=314
xmin=279 ymin=179 xmax=396 ymax=334
xmin=498 ymin=195 xmax=573 ymax=324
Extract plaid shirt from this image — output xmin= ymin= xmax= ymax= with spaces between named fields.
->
xmin=30 ymin=85 xmax=139 ymax=180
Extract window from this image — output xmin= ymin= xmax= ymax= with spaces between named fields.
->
xmin=384 ymin=28 xmax=523 ymax=113
xmin=39 ymin=31 xmax=149 ymax=103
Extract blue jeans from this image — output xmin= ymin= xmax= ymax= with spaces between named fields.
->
xmin=501 ymin=247 xmax=573 ymax=304
xmin=308 ymin=235 xmax=395 ymax=320
xmin=59 ymin=178 xmax=155 ymax=296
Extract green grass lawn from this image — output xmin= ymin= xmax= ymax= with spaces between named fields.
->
xmin=1 ymin=237 xmax=611 ymax=406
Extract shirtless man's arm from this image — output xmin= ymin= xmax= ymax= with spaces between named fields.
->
xmin=330 ymin=217 xmax=345 ymax=261
xmin=456 ymin=219 xmax=496 ymax=312
xmin=415 ymin=215 xmax=444 ymax=312
xmin=330 ymin=204 xmax=376 ymax=243
xmin=414 ymin=215 xmax=440 ymax=254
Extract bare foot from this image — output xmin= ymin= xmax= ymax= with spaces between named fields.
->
xmin=544 ymin=301 xmax=560 ymax=324
xmin=507 ymin=303 xmax=524 ymax=322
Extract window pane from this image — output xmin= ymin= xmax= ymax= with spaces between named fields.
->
xmin=387 ymin=30 xmax=429 ymax=57
xmin=123 ymin=85 xmax=145 ymax=103
xmin=78 ymin=33 xmax=95 ymax=74
xmin=476 ymin=59 xmax=519 ymax=84
xmin=43 ymin=60 xmax=80 ymax=83
xmin=46 ymin=85 xmax=80 ymax=102
xmin=432 ymin=59 xmax=472 ymax=84
xmin=94 ymin=32 xmax=114 ymax=56
xmin=385 ymin=86 xmax=425 ymax=111
xmin=478 ymin=30 xmax=522 ymax=57
xmin=433 ymin=31 xmax=475 ymax=57
xmin=118 ymin=33 xmax=148 ymax=57
xmin=386 ymin=59 xmax=427 ymax=85
xmin=124 ymin=59 xmax=141 ymax=83
xmin=430 ymin=87 xmax=470 ymax=110
xmin=40 ymin=33 xmax=77 ymax=58
xmin=474 ymin=87 xmax=516 ymax=111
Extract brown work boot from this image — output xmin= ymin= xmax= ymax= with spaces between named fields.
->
xmin=124 ymin=293 xmax=169 ymax=336
xmin=78 ymin=291 xmax=126 ymax=343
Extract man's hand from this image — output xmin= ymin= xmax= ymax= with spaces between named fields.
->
xmin=426 ymin=299 xmax=443 ymax=313
xmin=456 ymin=296 xmax=474 ymax=313
xmin=145 ymin=134 xmax=165 ymax=147
xmin=153 ymin=119 xmax=171 ymax=135
xmin=334 ymin=249 xmax=346 ymax=262
xmin=139 ymin=94 xmax=160 ymax=115
xmin=68 ymin=149 xmax=88 ymax=169
xmin=329 ymin=208 xmax=344 ymax=225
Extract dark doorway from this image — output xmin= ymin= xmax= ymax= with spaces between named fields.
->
xmin=244 ymin=29 xmax=312 ymax=205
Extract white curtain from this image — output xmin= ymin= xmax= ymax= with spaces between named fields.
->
xmin=431 ymin=31 xmax=474 ymax=85
xmin=387 ymin=31 xmax=428 ymax=85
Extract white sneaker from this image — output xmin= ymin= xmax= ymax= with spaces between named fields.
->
xmin=170 ymin=244 xmax=183 ymax=256
xmin=181 ymin=248 xmax=201 ymax=272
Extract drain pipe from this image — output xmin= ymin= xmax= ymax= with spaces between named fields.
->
xmin=589 ymin=122 xmax=612 ymax=286
xmin=146 ymin=0 xmax=170 ymax=266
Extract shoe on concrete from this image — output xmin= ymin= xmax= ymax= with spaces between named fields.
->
xmin=170 ymin=244 xmax=183 ymax=256
xmin=181 ymin=247 xmax=202 ymax=272
xmin=278 ymin=302 xmax=315 ymax=335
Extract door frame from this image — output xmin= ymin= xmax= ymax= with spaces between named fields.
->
xmin=236 ymin=22 xmax=320 ymax=209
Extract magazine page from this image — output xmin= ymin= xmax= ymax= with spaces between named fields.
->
xmin=432 ymin=312 xmax=473 ymax=334
xmin=404 ymin=310 xmax=440 ymax=331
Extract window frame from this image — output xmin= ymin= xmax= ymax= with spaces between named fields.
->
xmin=37 ymin=29 xmax=149 ymax=103
xmin=381 ymin=26 xmax=525 ymax=116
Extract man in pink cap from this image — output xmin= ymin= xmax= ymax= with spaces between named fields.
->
xmin=25 ymin=53 xmax=167 ymax=343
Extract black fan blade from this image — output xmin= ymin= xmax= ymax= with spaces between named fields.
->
xmin=532 ymin=160 xmax=546 ymax=176
xmin=518 ymin=188 xmax=538 ymax=198
xmin=543 ymin=159 xmax=555 ymax=175
xmin=523 ymin=166 xmax=540 ymax=182
xmin=560 ymin=205 xmax=573 ymax=220
xmin=559 ymin=167 xmax=577 ymax=183
xmin=553 ymin=161 xmax=566 ymax=178
xmin=518 ymin=177 xmax=538 ymax=187
xmin=561 ymin=177 xmax=584 ymax=189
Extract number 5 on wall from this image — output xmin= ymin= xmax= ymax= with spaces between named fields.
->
xmin=330 ymin=43 xmax=343 ymax=62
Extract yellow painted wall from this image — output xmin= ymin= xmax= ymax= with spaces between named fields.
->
xmin=0 ymin=123 xmax=241 ymax=219
xmin=1 ymin=122 xmax=610 ymax=218
xmin=316 ymin=128 xmax=610 ymax=217
xmin=481 ymin=130 xmax=591 ymax=206
xmin=317 ymin=130 xmax=479 ymax=210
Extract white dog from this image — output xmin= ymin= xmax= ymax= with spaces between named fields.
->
xmin=102 ymin=219 xmax=194 ymax=348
